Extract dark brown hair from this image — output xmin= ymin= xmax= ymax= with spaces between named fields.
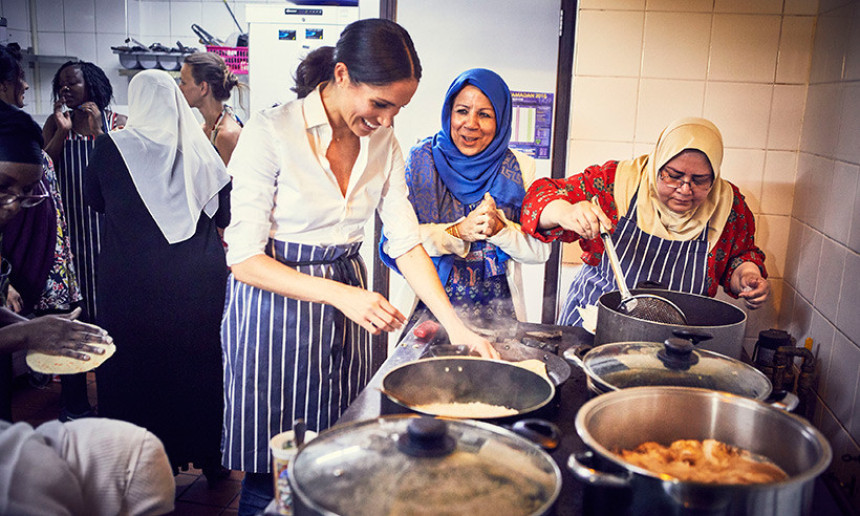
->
xmin=184 ymin=52 xmax=241 ymax=102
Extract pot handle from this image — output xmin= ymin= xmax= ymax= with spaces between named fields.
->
xmin=568 ymin=451 xmax=633 ymax=488
xmin=562 ymin=346 xmax=590 ymax=369
xmin=671 ymin=329 xmax=713 ymax=345
xmin=764 ymin=390 xmax=800 ymax=412
xmin=507 ymin=419 xmax=561 ymax=451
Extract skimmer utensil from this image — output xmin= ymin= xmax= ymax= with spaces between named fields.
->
xmin=591 ymin=197 xmax=688 ymax=325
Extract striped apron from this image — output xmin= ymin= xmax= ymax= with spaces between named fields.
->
xmin=220 ymin=240 xmax=373 ymax=473
xmin=55 ymin=111 xmax=115 ymax=322
xmin=559 ymin=191 xmax=709 ymax=327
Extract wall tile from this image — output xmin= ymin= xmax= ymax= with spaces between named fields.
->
xmin=761 ymin=150 xmax=797 ymax=216
xmin=836 ymin=250 xmax=860 ymax=343
xmin=632 ymin=141 xmax=652 ymax=157
xmin=845 ymin=2 xmax=860 ymax=81
xmin=836 ymin=83 xmax=860 ymax=165
xmin=35 ymin=0 xmax=64 ymax=32
xmin=63 ymin=31 xmax=96 ymax=63
xmin=792 ymin=153 xmax=832 ymax=231
xmin=850 ymin=166 xmax=860 ymax=253
xmin=634 ymin=79 xmax=705 ymax=143
xmin=813 ymin=310 xmax=837 ymax=399
xmin=778 ymin=284 xmax=796 ymax=329
xmin=2 ymin=0 xmax=30 ymax=30
xmin=721 ymin=148 xmax=764 ymax=213
xmin=5 ymin=28 xmax=31 ymax=48
xmin=789 ymin=286 xmax=813 ymax=344
xmin=821 ymin=328 xmax=860 ymax=427
xmin=757 ymin=214 xmax=790 ymax=279
xmin=95 ymin=0 xmax=127 ymax=35
xmin=714 ymin=0 xmax=783 ymax=14
xmin=578 ymin=0 xmax=646 ymax=9
xmin=784 ymin=217 xmax=802 ymax=287
xmin=808 ymin=6 xmax=851 ymax=84
xmin=768 ymin=85 xmax=806 ymax=150
xmin=645 ymin=0 xmax=713 ymax=12
xmin=784 ymin=0 xmax=820 ymax=15
xmin=575 ymin=10 xmax=644 ymax=78
xmin=36 ymin=31 xmax=66 ymax=55
xmin=776 ymin=16 xmax=815 ymax=84
xmin=800 ymin=83 xmax=840 ymax=157
xmin=814 ymin=237 xmax=847 ymax=322
xmin=641 ymin=11 xmax=710 ymax=80
xmin=570 ymin=77 xmax=639 ymax=142
xmin=169 ymin=1 xmax=200 ymax=41
xmin=127 ymin=0 xmax=141 ymax=37
xmin=567 ymin=140 xmax=635 ymax=179
xmin=704 ymin=83 xmax=772 ymax=150
xmin=200 ymin=0 xmax=241 ymax=45
xmin=823 ymin=161 xmax=858 ymax=244
xmin=138 ymin=1 xmax=170 ymax=40
xmin=709 ymin=14 xmax=780 ymax=83
xmin=795 ymin=224 xmax=823 ymax=302
xmin=64 ymin=0 xmax=95 ymax=33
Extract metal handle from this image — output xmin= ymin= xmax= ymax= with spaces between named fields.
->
xmin=508 ymin=419 xmax=561 ymax=451
xmin=562 ymin=346 xmax=588 ymax=370
xmin=591 ymin=197 xmax=632 ymax=300
xmin=568 ymin=451 xmax=633 ymax=488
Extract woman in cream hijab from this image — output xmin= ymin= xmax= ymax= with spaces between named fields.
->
xmin=521 ymin=117 xmax=769 ymax=327
xmin=84 ymin=70 xmax=231 ymax=483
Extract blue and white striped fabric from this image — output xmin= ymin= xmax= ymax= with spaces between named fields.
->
xmin=220 ymin=240 xmax=372 ymax=473
xmin=559 ymin=191 xmax=709 ymax=327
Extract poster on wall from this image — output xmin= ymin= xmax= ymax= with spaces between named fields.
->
xmin=509 ymin=91 xmax=554 ymax=160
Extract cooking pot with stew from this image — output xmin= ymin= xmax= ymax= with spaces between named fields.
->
xmin=568 ymin=386 xmax=832 ymax=516
xmin=596 ymin=289 xmax=747 ymax=359
xmin=288 ymin=415 xmax=562 ymax=516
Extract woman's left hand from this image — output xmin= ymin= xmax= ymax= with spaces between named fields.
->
xmin=5 ymin=285 xmax=23 ymax=314
xmin=732 ymin=262 xmax=770 ymax=309
xmin=79 ymin=102 xmax=104 ymax=135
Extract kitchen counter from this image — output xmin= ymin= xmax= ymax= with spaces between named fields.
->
xmin=266 ymin=312 xmax=847 ymax=516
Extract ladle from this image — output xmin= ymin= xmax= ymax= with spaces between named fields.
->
xmin=591 ymin=197 xmax=687 ymax=325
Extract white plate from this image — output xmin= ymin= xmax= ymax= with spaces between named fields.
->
xmin=578 ymin=305 xmax=598 ymax=335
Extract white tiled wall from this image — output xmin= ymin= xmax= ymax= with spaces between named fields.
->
xmin=566 ymin=0 xmax=859 ymax=503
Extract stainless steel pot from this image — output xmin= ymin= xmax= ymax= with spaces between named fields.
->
xmin=563 ymin=338 xmax=773 ymax=401
xmin=289 ymin=415 xmax=562 ymax=516
xmin=596 ymin=289 xmax=747 ymax=359
xmin=569 ymin=387 xmax=832 ymax=515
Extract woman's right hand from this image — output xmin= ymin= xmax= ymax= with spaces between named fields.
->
xmin=52 ymin=99 xmax=72 ymax=133
xmin=445 ymin=323 xmax=499 ymax=359
xmin=332 ymin=284 xmax=406 ymax=335
xmin=18 ymin=307 xmax=110 ymax=360
xmin=540 ymin=199 xmax=613 ymax=240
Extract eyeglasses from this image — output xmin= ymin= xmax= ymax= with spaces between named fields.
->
xmin=0 ymin=181 xmax=49 ymax=208
xmin=659 ymin=169 xmax=713 ymax=192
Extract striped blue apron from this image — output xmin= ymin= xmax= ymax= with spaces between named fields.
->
xmin=220 ymin=240 xmax=372 ymax=473
xmin=559 ymin=191 xmax=709 ymax=327
xmin=55 ymin=111 xmax=113 ymax=323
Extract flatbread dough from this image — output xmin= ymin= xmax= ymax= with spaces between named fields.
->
xmin=26 ymin=337 xmax=116 ymax=375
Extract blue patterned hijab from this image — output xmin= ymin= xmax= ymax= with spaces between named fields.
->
xmin=431 ymin=68 xmax=525 ymax=208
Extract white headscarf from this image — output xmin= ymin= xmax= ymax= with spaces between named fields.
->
xmin=109 ymin=70 xmax=230 ymax=244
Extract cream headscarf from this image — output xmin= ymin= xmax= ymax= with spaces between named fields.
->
xmin=613 ymin=117 xmax=734 ymax=251
xmin=109 ymin=70 xmax=230 ymax=244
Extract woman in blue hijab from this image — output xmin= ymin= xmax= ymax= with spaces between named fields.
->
xmin=382 ymin=68 xmax=550 ymax=329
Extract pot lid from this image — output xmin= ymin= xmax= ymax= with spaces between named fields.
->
xmin=289 ymin=415 xmax=560 ymax=516
xmin=581 ymin=338 xmax=772 ymax=400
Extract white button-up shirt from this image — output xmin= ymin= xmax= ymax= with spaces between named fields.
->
xmin=224 ymin=87 xmax=421 ymax=266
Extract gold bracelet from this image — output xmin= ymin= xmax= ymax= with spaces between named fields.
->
xmin=445 ymin=224 xmax=461 ymax=239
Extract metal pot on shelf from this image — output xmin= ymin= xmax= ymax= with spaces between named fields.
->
xmin=568 ymin=386 xmax=832 ymax=516
xmin=595 ymin=289 xmax=747 ymax=359
xmin=288 ymin=415 xmax=562 ymax=516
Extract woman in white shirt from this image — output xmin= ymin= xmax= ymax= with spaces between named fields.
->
xmin=221 ymin=19 xmax=495 ymax=515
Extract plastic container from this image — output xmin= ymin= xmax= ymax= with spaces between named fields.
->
xmin=205 ymin=45 xmax=249 ymax=75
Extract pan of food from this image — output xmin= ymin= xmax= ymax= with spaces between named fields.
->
xmin=380 ymin=356 xmax=556 ymax=421
xmin=568 ymin=386 xmax=831 ymax=515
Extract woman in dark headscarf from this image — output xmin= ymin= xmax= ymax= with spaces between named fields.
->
xmin=382 ymin=68 xmax=550 ymax=330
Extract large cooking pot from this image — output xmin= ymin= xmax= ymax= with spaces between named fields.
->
xmin=380 ymin=356 xmax=556 ymax=421
xmin=568 ymin=387 xmax=832 ymax=515
xmin=596 ymin=289 xmax=747 ymax=359
xmin=289 ymin=415 xmax=562 ymax=516
xmin=563 ymin=338 xmax=773 ymax=401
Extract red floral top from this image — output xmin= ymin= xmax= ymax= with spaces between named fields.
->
xmin=520 ymin=161 xmax=767 ymax=298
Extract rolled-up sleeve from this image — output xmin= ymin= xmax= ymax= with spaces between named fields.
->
xmin=377 ymin=141 xmax=421 ymax=259
xmin=224 ymin=112 xmax=279 ymax=266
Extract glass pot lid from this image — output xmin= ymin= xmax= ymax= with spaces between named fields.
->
xmin=289 ymin=415 xmax=561 ymax=516
xmin=582 ymin=338 xmax=772 ymax=400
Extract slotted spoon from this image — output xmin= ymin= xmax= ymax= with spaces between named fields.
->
xmin=591 ymin=197 xmax=688 ymax=325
